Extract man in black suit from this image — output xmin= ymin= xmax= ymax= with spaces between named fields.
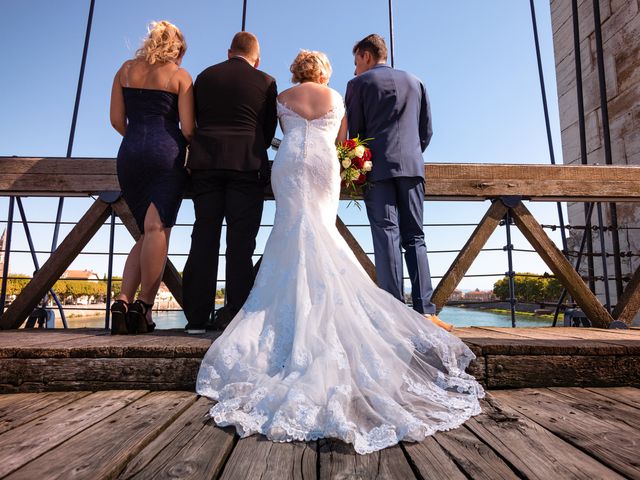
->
xmin=183 ymin=32 xmax=277 ymax=333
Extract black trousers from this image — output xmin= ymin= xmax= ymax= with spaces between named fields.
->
xmin=183 ymin=170 xmax=264 ymax=328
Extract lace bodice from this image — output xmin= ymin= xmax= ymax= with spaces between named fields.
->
xmin=271 ymin=89 xmax=345 ymax=229
xmin=196 ymin=90 xmax=484 ymax=455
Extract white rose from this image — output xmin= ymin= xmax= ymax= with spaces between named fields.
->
xmin=341 ymin=158 xmax=352 ymax=168
xmin=363 ymin=160 xmax=372 ymax=172
xmin=354 ymin=145 xmax=365 ymax=158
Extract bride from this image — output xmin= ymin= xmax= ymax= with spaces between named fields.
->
xmin=196 ymin=50 xmax=484 ymax=455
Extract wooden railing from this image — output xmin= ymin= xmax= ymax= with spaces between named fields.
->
xmin=1 ymin=156 xmax=640 ymax=330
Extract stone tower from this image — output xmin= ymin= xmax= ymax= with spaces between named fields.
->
xmin=551 ymin=0 xmax=640 ymax=313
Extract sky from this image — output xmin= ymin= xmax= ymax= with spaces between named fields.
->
xmin=0 ymin=0 xmax=567 ymax=292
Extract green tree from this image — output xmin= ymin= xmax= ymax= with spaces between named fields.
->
xmin=3 ymin=274 xmax=30 ymax=296
xmin=493 ymin=273 xmax=560 ymax=303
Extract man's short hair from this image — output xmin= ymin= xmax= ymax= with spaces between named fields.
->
xmin=230 ymin=31 xmax=259 ymax=57
xmin=352 ymin=34 xmax=388 ymax=62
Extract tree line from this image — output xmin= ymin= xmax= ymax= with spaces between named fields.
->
xmin=493 ymin=273 xmax=563 ymax=303
xmin=2 ymin=274 xmax=225 ymax=304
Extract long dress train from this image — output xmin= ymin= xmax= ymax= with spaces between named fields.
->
xmin=196 ymin=89 xmax=484 ymax=454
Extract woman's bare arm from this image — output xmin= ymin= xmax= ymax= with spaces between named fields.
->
xmin=177 ymin=69 xmax=195 ymax=142
xmin=109 ymin=65 xmax=127 ymax=136
xmin=336 ymin=115 xmax=348 ymax=145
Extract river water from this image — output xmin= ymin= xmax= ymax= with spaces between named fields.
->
xmin=63 ymin=306 xmax=552 ymax=329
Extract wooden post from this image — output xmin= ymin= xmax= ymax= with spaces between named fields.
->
xmin=111 ymin=199 xmax=184 ymax=307
xmin=336 ymin=216 xmax=377 ymax=283
xmin=431 ymin=200 xmax=508 ymax=310
xmin=510 ymin=201 xmax=614 ymax=328
xmin=612 ymin=266 xmax=640 ymax=325
xmin=0 ymin=199 xmax=112 ymax=329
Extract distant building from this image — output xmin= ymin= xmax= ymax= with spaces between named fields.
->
xmin=61 ymin=269 xmax=100 ymax=282
xmin=155 ymin=283 xmax=173 ymax=302
xmin=462 ymin=289 xmax=497 ymax=302
xmin=449 ymin=289 xmax=465 ymax=301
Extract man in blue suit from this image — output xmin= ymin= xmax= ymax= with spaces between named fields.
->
xmin=346 ymin=34 xmax=451 ymax=330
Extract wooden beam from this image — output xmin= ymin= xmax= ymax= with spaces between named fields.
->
xmin=335 ymin=216 xmax=377 ymax=283
xmin=3 ymin=157 xmax=640 ymax=201
xmin=431 ymin=200 xmax=508 ymax=310
xmin=111 ymin=199 xmax=184 ymax=308
xmin=510 ymin=201 xmax=614 ymax=328
xmin=0 ymin=199 xmax=112 ymax=329
xmin=612 ymin=265 xmax=640 ymax=325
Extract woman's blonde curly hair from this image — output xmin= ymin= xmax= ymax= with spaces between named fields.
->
xmin=135 ymin=21 xmax=186 ymax=65
xmin=290 ymin=50 xmax=332 ymax=84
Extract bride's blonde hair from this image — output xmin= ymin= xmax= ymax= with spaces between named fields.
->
xmin=290 ymin=50 xmax=332 ymax=84
xmin=135 ymin=20 xmax=186 ymax=65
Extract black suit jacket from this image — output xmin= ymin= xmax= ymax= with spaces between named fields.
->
xmin=188 ymin=57 xmax=278 ymax=173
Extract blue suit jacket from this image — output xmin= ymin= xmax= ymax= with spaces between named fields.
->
xmin=345 ymin=65 xmax=432 ymax=182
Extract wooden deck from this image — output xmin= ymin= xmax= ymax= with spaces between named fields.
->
xmin=0 ymin=387 xmax=638 ymax=479
xmin=1 ymin=327 xmax=640 ymax=393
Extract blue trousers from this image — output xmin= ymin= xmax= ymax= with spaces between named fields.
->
xmin=364 ymin=177 xmax=436 ymax=314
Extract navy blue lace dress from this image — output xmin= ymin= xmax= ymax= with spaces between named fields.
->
xmin=117 ymin=87 xmax=188 ymax=232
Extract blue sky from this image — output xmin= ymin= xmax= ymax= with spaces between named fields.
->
xmin=0 ymin=0 xmax=566 ymax=291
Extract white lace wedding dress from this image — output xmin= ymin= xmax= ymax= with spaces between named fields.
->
xmin=196 ymin=88 xmax=484 ymax=454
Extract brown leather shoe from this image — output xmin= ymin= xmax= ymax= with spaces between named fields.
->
xmin=424 ymin=314 xmax=454 ymax=332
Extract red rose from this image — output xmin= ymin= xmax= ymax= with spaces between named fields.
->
xmin=351 ymin=156 xmax=364 ymax=169
xmin=355 ymin=173 xmax=366 ymax=185
xmin=362 ymin=148 xmax=372 ymax=161
xmin=344 ymin=139 xmax=357 ymax=149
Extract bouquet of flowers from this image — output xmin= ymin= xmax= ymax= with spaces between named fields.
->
xmin=337 ymin=136 xmax=373 ymax=198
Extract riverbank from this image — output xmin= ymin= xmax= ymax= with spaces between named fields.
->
xmin=41 ymin=305 xmax=554 ymax=329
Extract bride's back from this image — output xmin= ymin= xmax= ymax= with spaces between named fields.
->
xmin=277 ymin=83 xmax=335 ymax=121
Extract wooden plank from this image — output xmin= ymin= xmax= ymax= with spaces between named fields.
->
xmin=0 ymin=157 xmax=117 ymax=175
xmin=401 ymin=438 xmax=467 ymax=480
xmin=0 ymin=331 xmax=157 ymax=359
xmin=486 ymin=354 xmax=640 ymax=388
xmin=0 ymin=330 xmax=102 ymax=357
xmin=0 ymin=174 xmax=120 ymax=196
xmin=531 ymin=327 xmax=640 ymax=354
xmin=584 ymin=387 xmax=640 ymax=409
xmin=464 ymin=394 xmax=625 ymax=479
xmin=612 ymin=264 xmax=640 ymax=324
xmin=456 ymin=327 xmax=623 ymax=356
xmin=0 ymin=357 xmax=203 ymax=393
xmin=4 ymin=157 xmax=640 ymax=201
xmin=0 ymin=199 xmax=112 ymax=329
xmin=493 ymin=388 xmax=640 ymax=478
xmin=0 ymin=391 xmax=90 ymax=434
xmin=318 ymin=439 xmax=414 ymax=480
xmin=221 ymin=435 xmax=316 ymax=480
xmin=0 ymin=329 xmax=216 ymax=359
xmin=431 ymin=200 xmax=507 ymax=309
xmin=432 ymin=426 xmax=519 ymax=479
xmin=510 ymin=201 xmax=614 ymax=328
xmin=112 ymin=198 xmax=184 ymax=308
xmin=336 ymin=215 xmax=377 ymax=283
xmin=475 ymin=326 xmax=629 ymax=355
xmin=5 ymin=391 xmax=196 ymax=480
xmin=0 ymin=390 xmax=148 ymax=478
xmin=548 ymin=387 xmax=640 ymax=429
xmin=119 ymin=397 xmax=235 ymax=480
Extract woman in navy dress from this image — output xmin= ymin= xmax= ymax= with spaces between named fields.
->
xmin=109 ymin=21 xmax=195 ymax=334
